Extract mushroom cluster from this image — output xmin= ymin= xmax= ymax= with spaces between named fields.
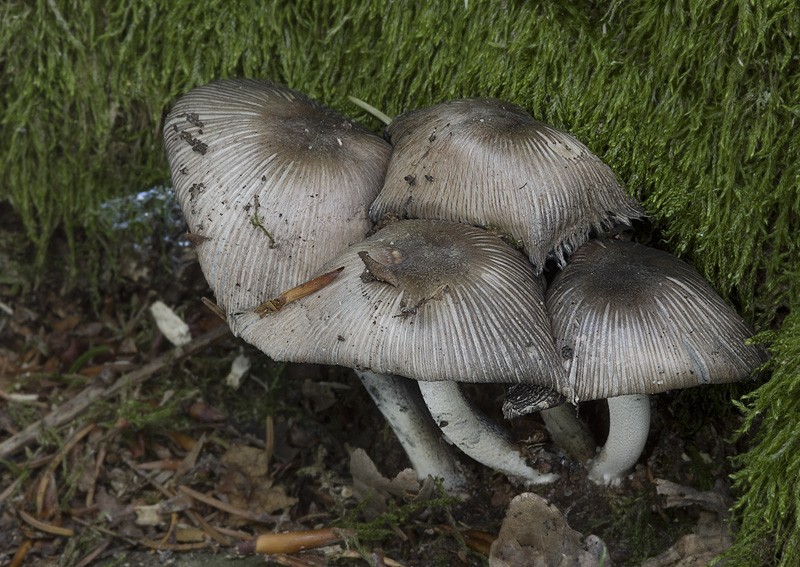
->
xmin=541 ymin=238 xmax=768 ymax=484
xmin=164 ymin=80 xmax=766 ymax=491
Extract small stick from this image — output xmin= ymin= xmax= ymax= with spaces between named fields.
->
xmin=134 ymin=458 xmax=183 ymax=471
xmin=210 ymin=525 xmax=256 ymax=541
xmin=265 ymin=415 xmax=275 ymax=477
xmin=85 ymin=442 xmax=106 ymax=509
xmin=255 ymin=267 xmax=344 ymax=316
xmin=178 ymin=485 xmax=281 ymax=524
xmin=201 ymin=297 xmax=227 ymax=322
xmin=160 ymin=513 xmax=181 ymax=548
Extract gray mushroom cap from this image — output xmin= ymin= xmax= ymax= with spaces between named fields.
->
xmin=502 ymin=383 xmax=567 ymax=419
xmin=547 ymin=239 xmax=769 ymax=401
xmin=163 ymin=78 xmax=391 ymax=314
xmin=230 ymin=219 xmax=564 ymax=386
xmin=369 ymin=98 xmax=645 ymax=271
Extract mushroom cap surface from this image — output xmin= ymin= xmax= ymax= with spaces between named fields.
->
xmin=231 ymin=220 xmax=564 ymax=386
xmin=547 ymin=239 xmax=768 ymax=401
xmin=369 ymin=98 xmax=645 ymax=271
xmin=163 ymin=78 xmax=391 ymax=314
xmin=502 ymin=383 xmax=566 ymax=419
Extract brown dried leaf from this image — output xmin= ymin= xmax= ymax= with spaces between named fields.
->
xmin=168 ymin=431 xmax=197 ymax=451
xmin=219 ymin=445 xmax=298 ymax=524
xmin=187 ymin=401 xmax=227 ymax=422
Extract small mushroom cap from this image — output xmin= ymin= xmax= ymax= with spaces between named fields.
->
xmin=163 ymin=78 xmax=392 ymax=314
xmin=547 ymin=239 xmax=769 ymax=401
xmin=369 ymin=98 xmax=645 ymax=271
xmin=231 ymin=220 xmax=564 ymax=386
xmin=502 ymin=383 xmax=567 ymax=419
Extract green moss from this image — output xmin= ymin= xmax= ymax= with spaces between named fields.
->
xmin=333 ymin=483 xmax=463 ymax=562
xmin=593 ymin=486 xmax=688 ymax=564
xmin=724 ymin=305 xmax=800 ymax=566
xmin=101 ymin=397 xmax=178 ymax=431
xmin=4 ymin=1 xmax=798 ymax=317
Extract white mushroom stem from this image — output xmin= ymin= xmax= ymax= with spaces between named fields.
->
xmin=539 ymin=404 xmax=596 ymax=463
xmin=354 ymin=371 xmax=467 ymax=493
xmin=417 ymin=381 xmax=557 ymax=485
xmin=587 ymin=394 xmax=651 ymax=486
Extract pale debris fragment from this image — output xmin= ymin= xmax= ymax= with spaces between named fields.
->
xmin=6 ymin=393 xmax=41 ymax=403
xmin=134 ymin=503 xmax=167 ymax=526
xmin=150 ymin=301 xmax=191 ymax=346
xmin=224 ymin=353 xmax=252 ymax=389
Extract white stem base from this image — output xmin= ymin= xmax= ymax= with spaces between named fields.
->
xmin=418 ymin=381 xmax=557 ymax=485
xmin=587 ymin=394 xmax=651 ymax=486
xmin=540 ymin=404 xmax=596 ymax=463
xmin=354 ymin=371 xmax=467 ymax=493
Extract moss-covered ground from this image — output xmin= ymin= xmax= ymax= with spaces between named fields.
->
xmin=2 ymin=0 xmax=799 ymax=564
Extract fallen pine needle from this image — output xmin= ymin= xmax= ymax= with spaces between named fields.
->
xmin=462 ymin=529 xmax=494 ymax=555
xmin=270 ymin=554 xmax=325 ymax=567
xmin=72 ymin=516 xmax=138 ymax=546
xmin=36 ymin=422 xmax=96 ymax=516
xmin=211 ymin=525 xmax=258 ymax=541
xmin=0 ymin=478 xmax=19 ymax=503
xmin=74 ymin=537 xmax=111 ymax=567
xmin=139 ymin=539 xmax=214 ymax=551
xmin=18 ymin=509 xmax=75 ymax=537
xmin=201 ymin=297 xmax=227 ymax=321
xmin=178 ymin=484 xmax=280 ymax=523
xmin=237 ymin=528 xmax=351 ymax=555
xmin=9 ymin=538 xmax=32 ymax=567
xmin=135 ymin=458 xmax=182 ymax=471
xmin=347 ymin=96 xmax=392 ymax=126
xmin=337 ymin=550 xmax=405 ymax=567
